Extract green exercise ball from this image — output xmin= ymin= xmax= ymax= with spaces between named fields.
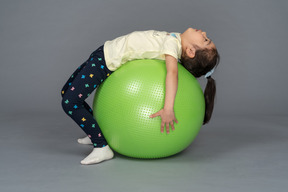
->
xmin=93 ymin=59 xmax=205 ymax=158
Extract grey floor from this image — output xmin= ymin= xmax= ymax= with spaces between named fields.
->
xmin=1 ymin=111 xmax=287 ymax=192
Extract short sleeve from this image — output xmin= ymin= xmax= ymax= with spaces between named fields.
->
xmin=162 ymin=36 xmax=180 ymax=60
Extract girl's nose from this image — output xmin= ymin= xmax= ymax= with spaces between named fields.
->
xmin=202 ymin=32 xmax=207 ymax=38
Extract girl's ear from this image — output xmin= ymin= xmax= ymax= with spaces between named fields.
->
xmin=186 ymin=46 xmax=196 ymax=59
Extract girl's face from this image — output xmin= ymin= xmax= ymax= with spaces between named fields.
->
xmin=182 ymin=28 xmax=215 ymax=50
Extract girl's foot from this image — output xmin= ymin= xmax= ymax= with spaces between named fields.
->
xmin=81 ymin=145 xmax=114 ymax=165
xmin=77 ymin=136 xmax=92 ymax=145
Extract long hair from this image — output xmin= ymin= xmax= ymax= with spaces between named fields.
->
xmin=180 ymin=47 xmax=220 ymax=124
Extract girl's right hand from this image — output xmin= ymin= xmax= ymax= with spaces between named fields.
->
xmin=150 ymin=108 xmax=178 ymax=134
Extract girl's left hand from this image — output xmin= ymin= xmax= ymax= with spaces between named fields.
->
xmin=149 ymin=108 xmax=178 ymax=134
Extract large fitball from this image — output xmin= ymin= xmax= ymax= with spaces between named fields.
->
xmin=93 ymin=59 xmax=205 ymax=158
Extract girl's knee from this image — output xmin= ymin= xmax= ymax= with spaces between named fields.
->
xmin=61 ymin=97 xmax=69 ymax=113
xmin=61 ymin=95 xmax=84 ymax=114
xmin=61 ymin=97 xmax=75 ymax=114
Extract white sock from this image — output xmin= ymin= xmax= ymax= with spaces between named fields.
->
xmin=77 ymin=136 xmax=92 ymax=145
xmin=80 ymin=145 xmax=114 ymax=165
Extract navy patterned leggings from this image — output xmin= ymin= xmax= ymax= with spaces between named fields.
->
xmin=61 ymin=45 xmax=112 ymax=148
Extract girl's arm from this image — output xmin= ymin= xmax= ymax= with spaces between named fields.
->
xmin=150 ymin=54 xmax=179 ymax=133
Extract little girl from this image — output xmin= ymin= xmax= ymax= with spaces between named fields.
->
xmin=61 ymin=28 xmax=220 ymax=165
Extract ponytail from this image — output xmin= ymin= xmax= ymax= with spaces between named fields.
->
xmin=203 ymin=76 xmax=216 ymax=124
xmin=180 ymin=46 xmax=220 ymax=125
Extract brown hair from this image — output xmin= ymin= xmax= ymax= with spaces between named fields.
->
xmin=180 ymin=46 xmax=220 ymax=124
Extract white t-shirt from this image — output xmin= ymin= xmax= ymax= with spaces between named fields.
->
xmin=103 ymin=30 xmax=182 ymax=71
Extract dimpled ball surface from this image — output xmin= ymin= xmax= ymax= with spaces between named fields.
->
xmin=93 ymin=59 xmax=205 ymax=159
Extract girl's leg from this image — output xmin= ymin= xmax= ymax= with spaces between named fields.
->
xmin=61 ymin=46 xmax=114 ymax=164
xmin=61 ymin=61 xmax=93 ymax=116
xmin=61 ymin=46 xmax=111 ymax=148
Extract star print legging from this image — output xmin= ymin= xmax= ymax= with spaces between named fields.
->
xmin=61 ymin=45 xmax=112 ymax=148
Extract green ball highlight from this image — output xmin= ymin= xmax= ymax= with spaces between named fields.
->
xmin=93 ymin=59 xmax=205 ymax=158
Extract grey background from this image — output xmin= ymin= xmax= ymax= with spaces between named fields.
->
xmin=1 ymin=0 xmax=287 ymax=192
